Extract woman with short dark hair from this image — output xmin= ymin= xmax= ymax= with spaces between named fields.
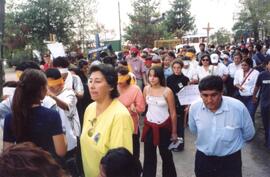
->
xmin=80 ymin=64 xmax=134 ymax=177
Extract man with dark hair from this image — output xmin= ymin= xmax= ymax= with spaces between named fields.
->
xmin=189 ymin=75 xmax=255 ymax=177
xmin=253 ymin=59 xmax=270 ymax=147
xmin=196 ymin=43 xmax=208 ymax=61
xmin=253 ymin=44 xmax=266 ymax=72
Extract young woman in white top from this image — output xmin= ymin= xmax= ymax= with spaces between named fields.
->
xmin=141 ymin=66 xmax=177 ymax=177
xmin=234 ymin=58 xmax=259 ymax=121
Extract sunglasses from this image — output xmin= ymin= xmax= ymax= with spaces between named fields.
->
xmin=202 ymin=59 xmax=209 ymax=61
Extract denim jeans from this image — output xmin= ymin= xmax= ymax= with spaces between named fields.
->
xmin=240 ymin=96 xmax=257 ymax=122
xmin=261 ymin=105 xmax=270 ymax=146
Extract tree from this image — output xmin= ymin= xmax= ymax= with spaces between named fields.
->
xmin=233 ymin=0 xmax=270 ymax=42
xmin=72 ymin=0 xmax=96 ymax=52
xmin=14 ymin=0 xmax=75 ymax=49
xmin=210 ymin=28 xmax=232 ymax=45
xmin=124 ymin=0 xmax=162 ymax=47
xmin=164 ymin=0 xmax=194 ymax=38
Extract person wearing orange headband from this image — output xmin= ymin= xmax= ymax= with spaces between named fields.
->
xmin=117 ymin=66 xmax=145 ymax=161
xmin=45 ymin=68 xmax=81 ymax=177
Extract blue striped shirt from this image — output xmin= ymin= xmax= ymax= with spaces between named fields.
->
xmin=188 ymin=96 xmax=255 ymax=156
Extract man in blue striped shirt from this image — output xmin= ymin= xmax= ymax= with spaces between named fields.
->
xmin=189 ymin=75 xmax=255 ymax=177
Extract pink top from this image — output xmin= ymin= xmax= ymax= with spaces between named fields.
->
xmin=118 ymin=85 xmax=145 ymax=134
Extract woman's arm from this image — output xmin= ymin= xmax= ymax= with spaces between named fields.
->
xmin=133 ymin=87 xmax=145 ymax=113
xmin=52 ymin=134 xmax=67 ymax=157
xmin=165 ymin=87 xmax=178 ymax=142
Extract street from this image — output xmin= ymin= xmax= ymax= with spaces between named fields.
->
xmin=1 ymin=68 xmax=270 ymax=177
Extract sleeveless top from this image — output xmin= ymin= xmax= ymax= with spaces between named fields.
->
xmin=146 ymin=87 xmax=169 ymax=124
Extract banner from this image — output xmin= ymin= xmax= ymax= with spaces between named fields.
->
xmin=177 ymin=85 xmax=201 ymax=105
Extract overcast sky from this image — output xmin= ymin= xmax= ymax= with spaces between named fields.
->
xmin=95 ymin=0 xmax=241 ymax=39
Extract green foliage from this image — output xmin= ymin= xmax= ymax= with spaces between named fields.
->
xmin=210 ymin=28 xmax=231 ymax=45
xmin=7 ymin=50 xmax=33 ymax=67
xmin=163 ymin=0 xmax=194 ymax=38
xmin=71 ymin=0 xmax=96 ymax=50
xmin=5 ymin=0 xmax=75 ymax=51
xmin=124 ymin=0 xmax=162 ymax=47
xmin=233 ymin=0 xmax=270 ymax=42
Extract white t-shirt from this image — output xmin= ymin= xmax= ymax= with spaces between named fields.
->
xmin=228 ymin=63 xmax=242 ymax=78
xmin=56 ymin=88 xmax=81 ymax=151
xmin=234 ymin=69 xmax=259 ymax=96
xmin=182 ymin=67 xmax=198 ymax=81
xmin=196 ymin=66 xmax=212 ymax=81
xmin=211 ymin=63 xmax=229 ymax=77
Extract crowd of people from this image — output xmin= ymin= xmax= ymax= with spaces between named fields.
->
xmin=0 ymin=41 xmax=270 ymax=177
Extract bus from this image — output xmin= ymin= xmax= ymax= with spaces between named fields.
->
xmin=177 ymin=34 xmax=208 ymax=52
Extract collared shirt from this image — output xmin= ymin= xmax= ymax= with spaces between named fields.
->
xmin=188 ymin=96 xmax=255 ymax=156
xmin=164 ymin=67 xmax=173 ymax=80
xmin=234 ymin=69 xmax=259 ymax=96
xmin=126 ymin=57 xmax=147 ymax=79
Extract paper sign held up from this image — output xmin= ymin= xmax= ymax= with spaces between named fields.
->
xmin=177 ymin=85 xmax=201 ymax=105
xmin=47 ymin=42 xmax=66 ymax=59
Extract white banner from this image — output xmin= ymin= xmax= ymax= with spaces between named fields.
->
xmin=47 ymin=42 xmax=66 ymax=59
xmin=177 ymin=85 xmax=201 ymax=105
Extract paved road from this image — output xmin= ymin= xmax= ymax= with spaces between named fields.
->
xmin=142 ymin=114 xmax=270 ymax=177
xmin=2 ymin=69 xmax=270 ymax=177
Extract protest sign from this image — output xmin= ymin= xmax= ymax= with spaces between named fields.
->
xmin=47 ymin=42 xmax=66 ymax=59
xmin=177 ymin=85 xmax=201 ymax=105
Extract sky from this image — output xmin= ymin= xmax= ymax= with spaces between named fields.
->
xmin=95 ymin=0 xmax=241 ymax=40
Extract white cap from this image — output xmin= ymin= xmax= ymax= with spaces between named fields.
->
xmin=210 ymin=53 xmax=219 ymax=64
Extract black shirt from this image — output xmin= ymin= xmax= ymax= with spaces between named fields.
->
xmin=255 ymin=70 xmax=270 ymax=107
xmin=167 ymin=74 xmax=189 ymax=113
xmin=4 ymin=106 xmax=63 ymax=156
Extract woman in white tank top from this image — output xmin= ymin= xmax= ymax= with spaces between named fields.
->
xmin=141 ymin=66 xmax=177 ymax=177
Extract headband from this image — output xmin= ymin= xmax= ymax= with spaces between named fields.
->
xmin=118 ymin=75 xmax=130 ymax=84
xmin=47 ymin=78 xmax=64 ymax=87
xmin=16 ymin=71 xmax=23 ymax=79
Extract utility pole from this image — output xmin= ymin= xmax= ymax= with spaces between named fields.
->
xmin=0 ymin=0 xmax=5 ymax=98
xmin=118 ymin=1 xmax=122 ymax=50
